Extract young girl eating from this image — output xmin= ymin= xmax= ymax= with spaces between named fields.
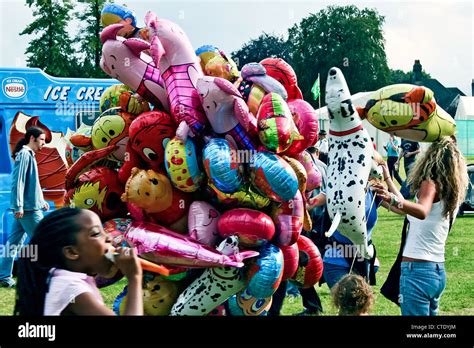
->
xmin=14 ymin=207 xmax=143 ymax=315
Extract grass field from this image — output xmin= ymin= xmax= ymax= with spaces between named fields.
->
xmin=1 ymin=208 xmax=472 ymax=316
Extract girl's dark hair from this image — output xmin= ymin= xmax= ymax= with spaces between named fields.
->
xmin=14 ymin=207 xmax=84 ymax=316
xmin=12 ymin=126 xmax=45 ymax=159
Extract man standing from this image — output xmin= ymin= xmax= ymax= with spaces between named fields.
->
xmin=398 ymin=139 xmax=421 ymax=199
xmin=383 ymin=134 xmax=403 ymax=186
xmin=315 ymin=130 xmax=329 ymax=165
xmin=0 ymin=127 xmax=49 ymax=288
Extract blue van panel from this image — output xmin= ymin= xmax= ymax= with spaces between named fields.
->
xmin=0 ymin=68 xmax=117 ymax=235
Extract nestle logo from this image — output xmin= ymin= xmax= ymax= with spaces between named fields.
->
xmin=2 ymin=77 xmax=28 ymax=99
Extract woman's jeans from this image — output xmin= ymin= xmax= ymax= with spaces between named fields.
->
xmin=0 ymin=210 xmax=43 ymax=282
xmin=400 ymin=261 xmax=446 ymax=316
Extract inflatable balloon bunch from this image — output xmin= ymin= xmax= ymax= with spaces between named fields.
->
xmin=61 ymin=4 xmax=333 ymax=316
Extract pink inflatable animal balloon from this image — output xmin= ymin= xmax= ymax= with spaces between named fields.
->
xmin=188 ymin=201 xmax=221 ymax=247
xmin=125 ymin=221 xmax=259 ymax=268
xmin=282 ymin=99 xmax=319 ymax=157
xmin=100 ymin=24 xmax=169 ymax=111
xmin=145 ymin=12 xmax=208 ymax=136
xmin=197 ymin=76 xmax=259 ymax=150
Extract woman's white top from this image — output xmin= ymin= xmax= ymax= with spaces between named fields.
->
xmin=403 ymin=200 xmax=452 ymax=262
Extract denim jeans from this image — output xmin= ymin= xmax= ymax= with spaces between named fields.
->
xmin=400 ymin=261 xmax=446 ymax=316
xmin=323 ymin=262 xmax=351 ymax=289
xmin=0 ymin=210 xmax=43 ymax=282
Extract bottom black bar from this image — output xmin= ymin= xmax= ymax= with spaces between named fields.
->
xmin=0 ymin=316 xmax=473 ymax=346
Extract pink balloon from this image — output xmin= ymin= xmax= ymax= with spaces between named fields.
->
xmin=145 ymin=12 xmax=208 ymax=135
xmin=271 ymin=190 xmax=304 ymax=246
xmin=100 ymin=24 xmax=169 ymax=111
xmin=188 ymin=201 xmax=221 ymax=247
xmin=293 ymin=151 xmax=322 ymax=191
xmin=125 ymin=221 xmax=259 ymax=268
xmin=196 ymin=76 xmax=259 ymax=150
xmin=282 ymin=99 xmax=319 ymax=156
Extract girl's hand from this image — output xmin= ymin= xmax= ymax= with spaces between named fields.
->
xmin=371 ymin=184 xmax=391 ymax=203
xmin=375 ymin=160 xmax=390 ymax=179
xmin=381 ymin=163 xmax=390 ymax=180
xmin=114 ymin=247 xmax=142 ymax=280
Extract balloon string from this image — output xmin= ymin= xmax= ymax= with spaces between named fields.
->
xmin=349 ymin=249 xmax=357 ymax=275
xmin=368 ymin=191 xmax=377 ymax=217
xmin=349 ymin=191 xmax=377 ymax=275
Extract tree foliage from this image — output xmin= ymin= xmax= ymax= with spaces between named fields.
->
xmin=20 ymin=0 xmax=78 ymax=77
xmin=75 ymin=0 xmax=108 ymax=78
xmin=287 ymin=5 xmax=391 ymax=106
xmin=389 ymin=69 xmax=432 ymax=84
xmin=231 ymin=33 xmax=291 ymax=69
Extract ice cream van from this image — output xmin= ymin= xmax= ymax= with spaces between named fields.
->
xmin=0 ymin=67 xmax=117 ymax=239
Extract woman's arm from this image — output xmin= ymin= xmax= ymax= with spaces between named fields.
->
xmin=372 ymin=180 xmax=436 ymax=220
xmin=380 ymin=200 xmax=405 ymax=215
xmin=406 ymin=148 xmax=421 ymax=158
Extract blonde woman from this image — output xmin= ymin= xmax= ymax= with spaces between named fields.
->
xmin=372 ymin=136 xmax=468 ymax=316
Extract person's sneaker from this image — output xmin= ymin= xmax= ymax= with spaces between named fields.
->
xmin=293 ymin=308 xmax=321 ymax=316
xmin=0 ymin=279 xmax=16 ymax=288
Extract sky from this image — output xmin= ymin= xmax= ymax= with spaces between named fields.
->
xmin=0 ymin=0 xmax=472 ymax=95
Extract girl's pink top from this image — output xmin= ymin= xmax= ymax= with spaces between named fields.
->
xmin=44 ymin=268 xmax=104 ymax=315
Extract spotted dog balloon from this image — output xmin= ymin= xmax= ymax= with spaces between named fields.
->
xmin=170 ymin=236 xmax=248 ymax=315
xmin=324 ymin=67 xmax=375 ymax=259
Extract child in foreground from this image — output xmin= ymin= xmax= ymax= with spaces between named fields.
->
xmin=332 ymin=274 xmax=374 ymax=316
xmin=14 ymin=207 xmax=143 ymax=315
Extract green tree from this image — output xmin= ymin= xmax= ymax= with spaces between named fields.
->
xmin=288 ymin=5 xmax=391 ymax=106
xmin=75 ymin=0 xmax=108 ymax=78
xmin=20 ymin=0 xmax=77 ymax=77
xmin=231 ymin=33 xmax=291 ymax=69
xmin=389 ymin=69 xmax=432 ymax=84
